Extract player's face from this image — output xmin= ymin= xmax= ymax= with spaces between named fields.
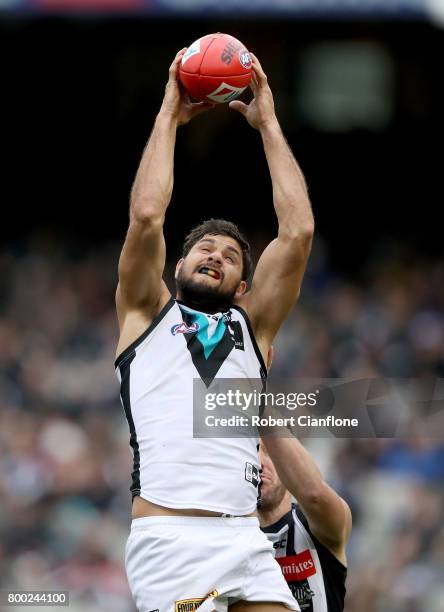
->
xmin=259 ymin=445 xmax=287 ymax=511
xmin=175 ymin=234 xmax=246 ymax=312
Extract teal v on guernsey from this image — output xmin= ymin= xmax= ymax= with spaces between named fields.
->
xmin=177 ymin=302 xmax=243 ymax=385
xmin=179 ymin=304 xmax=227 ymax=358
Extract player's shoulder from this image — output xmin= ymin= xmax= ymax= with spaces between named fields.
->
xmin=232 ymin=293 xmax=270 ymax=367
xmin=115 ymin=285 xmax=173 ymax=362
xmin=232 ymin=291 xmax=268 ymax=335
xmin=232 ymin=292 xmax=258 ymax=327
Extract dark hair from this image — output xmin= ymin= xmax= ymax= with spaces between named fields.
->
xmin=182 ymin=219 xmax=252 ymax=281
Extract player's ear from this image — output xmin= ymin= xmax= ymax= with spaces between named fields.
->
xmin=235 ymin=280 xmax=247 ymax=297
xmin=175 ymin=258 xmax=184 ymax=279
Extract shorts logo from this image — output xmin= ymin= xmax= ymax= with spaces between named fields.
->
xmin=239 ymin=50 xmax=252 ymax=70
xmin=245 ymin=462 xmax=260 ymax=488
xmin=175 ymin=591 xmax=219 ymax=612
xmin=171 ymin=322 xmax=200 ymax=336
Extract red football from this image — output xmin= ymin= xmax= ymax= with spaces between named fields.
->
xmin=179 ymin=33 xmax=252 ymax=104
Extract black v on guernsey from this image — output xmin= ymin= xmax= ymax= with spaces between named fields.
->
xmin=115 ymin=298 xmax=266 ymax=514
xmin=261 ymin=503 xmax=347 ymax=612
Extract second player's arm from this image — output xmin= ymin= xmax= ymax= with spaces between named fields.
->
xmin=262 ymin=436 xmax=352 ymax=556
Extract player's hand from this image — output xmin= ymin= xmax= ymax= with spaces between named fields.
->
xmin=228 ymin=54 xmax=277 ymax=131
xmin=160 ymin=49 xmax=216 ymax=127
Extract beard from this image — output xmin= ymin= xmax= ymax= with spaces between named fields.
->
xmin=259 ymin=481 xmax=287 ymax=511
xmin=176 ymin=268 xmax=237 ymax=313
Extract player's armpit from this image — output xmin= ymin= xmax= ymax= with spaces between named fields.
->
xmin=244 ymin=229 xmax=313 ymax=345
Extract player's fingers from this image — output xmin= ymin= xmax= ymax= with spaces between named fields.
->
xmin=252 ymin=64 xmax=268 ymax=88
xmin=248 ymin=77 xmax=259 ymax=96
xmin=169 ymin=48 xmax=187 ymax=75
xmin=193 ymin=100 xmax=216 ymax=108
xmin=191 ymin=101 xmax=217 ymax=117
xmin=250 ymin=53 xmax=268 ymax=86
xmin=228 ymin=100 xmax=249 ymax=116
xmin=250 ymin=52 xmax=264 ymax=71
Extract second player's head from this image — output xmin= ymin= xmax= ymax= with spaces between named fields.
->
xmin=259 ymin=443 xmax=290 ymax=512
xmin=175 ymin=219 xmax=252 ymax=313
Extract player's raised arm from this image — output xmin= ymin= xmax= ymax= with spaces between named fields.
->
xmin=116 ymin=49 xmax=215 ymax=353
xmin=261 ymin=436 xmax=352 ymax=559
xmin=229 ymin=53 xmax=314 ymax=347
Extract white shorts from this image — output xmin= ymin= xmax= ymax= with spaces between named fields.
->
xmin=125 ymin=515 xmax=300 ymax=612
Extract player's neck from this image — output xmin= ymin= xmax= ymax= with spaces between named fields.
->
xmin=176 ymin=295 xmax=226 ymax=315
xmin=259 ymin=491 xmax=292 ymax=528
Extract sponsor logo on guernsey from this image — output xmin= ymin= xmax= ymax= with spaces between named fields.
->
xmin=277 ymin=550 xmax=317 ymax=582
xmin=290 ymin=583 xmax=315 ymax=606
xmin=245 ymin=462 xmax=260 ymax=487
xmin=273 ymin=536 xmax=288 ymax=551
xmin=171 ymin=322 xmax=200 ymax=336
xmin=227 ymin=323 xmax=244 ymax=349
xmin=175 ymin=590 xmax=219 ymax=612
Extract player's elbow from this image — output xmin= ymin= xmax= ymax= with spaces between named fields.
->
xmin=298 ymin=483 xmax=328 ymax=512
xmin=291 ymin=219 xmax=315 ymax=242
xmin=130 ymin=204 xmax=165 ymax=228
xmin=279 ymin=222 xmax=314 ymax=254
xmin=296 ymin=223 xmax=315 ymax=245
xmin=279 ymin=212 xmax=314 ymax=244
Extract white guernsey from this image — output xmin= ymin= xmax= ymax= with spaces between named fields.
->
xmin=115 ymin=298 xmax=265 ymax=515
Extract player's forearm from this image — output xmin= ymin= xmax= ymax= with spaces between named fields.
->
xmin=262 ymin=436 xmax=326 ymax=507
xmin=260 ymin=120 xmax=314 ymax=240
xmin=130 ymin=112 xmax=178 ymax=222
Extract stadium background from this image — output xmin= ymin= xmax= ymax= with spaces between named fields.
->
xmin=1 ymin=1 xmax=444 ymax=611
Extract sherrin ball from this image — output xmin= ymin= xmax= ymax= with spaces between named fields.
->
xmin=179 ymin=33 xmax=252 ymax=104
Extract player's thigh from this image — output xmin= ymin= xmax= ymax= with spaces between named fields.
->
xmin=229 ymin=602 xmax=291 ymax=612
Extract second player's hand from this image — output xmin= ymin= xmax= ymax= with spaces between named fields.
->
xmin=229 ymin=54 xmax=277 ymax=131
xmin=160 ymin=49 xmax=215 ymax=127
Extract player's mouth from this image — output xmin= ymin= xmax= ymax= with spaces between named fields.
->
xmin=198 ymin=266 xmax=221 ymax=280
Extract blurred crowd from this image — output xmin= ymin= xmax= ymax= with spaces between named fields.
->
xmin=1 ymin=234 xmax=444 ymax=612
